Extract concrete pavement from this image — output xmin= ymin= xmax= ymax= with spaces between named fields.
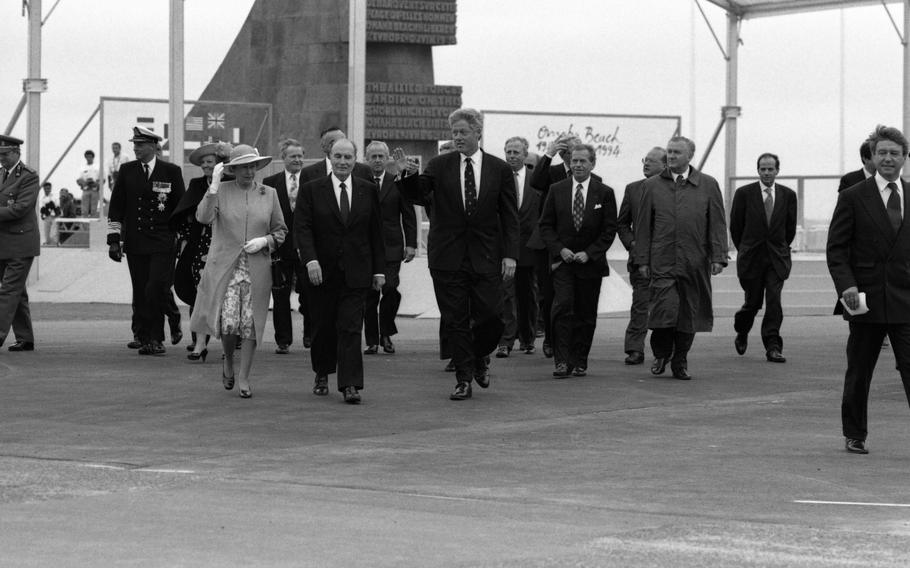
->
xmin=2 ymin=305 xmax=910 ymax=566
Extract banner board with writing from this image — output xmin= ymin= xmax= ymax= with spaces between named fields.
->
xmin=481 ymin=110 xmax=681 ymax=196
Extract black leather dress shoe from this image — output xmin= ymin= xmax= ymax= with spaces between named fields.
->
xmin=303 ymin=335 xmax=312 ymax=349
xmin=444 ymin=359 xmax=456 ymax=372
xmin=450 ymin=382 xmax=472 ymax=400
xmin=380 ymin=335 xmax=395 ymax=354
xmin=474 ymin=356 xmax=491 ymax=388
xmin=138 ymin=343 xmax=154 ymax=355
xmin=624 ymin=351 xmax=644 ymax=365
xmin=542 ymin=342 xmax=554 ymax=358
xmin=343 ymin=386 xmax=361 ymax=404
xmin=845 ymin=438 xmax=868 ymax=454
xmin=495 ymin=345 xmax=510 ymax=358
xmin=364 ymin=344 xmax=379 ymax=355
xmin=128 ymin=337 xmax=143 ymax=349
xmin=170 ymin=328 xmax=183 ymax=346
xmin=313 ymin=375 xmax=329 ymax=396
xmin=275 ymin=344 xmax=290 ymax=355
xmin=672 ymin=367 xmax=692 ymax=380
xmin=571 ymin=366 xmax=587 ymax=377
xmin=734 ymin=333 xmax=748 ymax=355
xmin=553 ymin=362 xmax=571 ymax=378
xmin=766 ymin=349 xmax=786 ymax=363
xmin=151 ymin=341 xmax=166 ymax=355
xmin=651 ymin=357 xmax=669 ymax=375
xmin=8 ymin=341 xmax=34 ymax=352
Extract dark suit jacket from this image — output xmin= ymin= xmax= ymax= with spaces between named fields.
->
xmin=729 ymin=182 xmax=797 ymax=281
xmin=375 ymin=174 xmax=418 ymax=262
xmin=838 ymin=168 xmax=868 ymax=192
xmin=538 ymin=177 xmax=618 ymax=279
xmin=0 ymin=161 xmax=40 ymax=259
xmin=108 ymin=159 xmax=186 ymax=254
xmin=617 ymin=178 xmax=646 ymax=254
xmin=262 ymin=170 xmax=299 ymax=261
xmin=827 ymin=177 xmax=910 ymax=323
xmin=397 ymin=150 xmax=519 ymax=274
xmin=513 ymin=167 xmax=541 ymax=266
xmin=294 ymin=175 xmax=384 ymax=289
xmin=298 ymin=159 xmax=373 ymax=187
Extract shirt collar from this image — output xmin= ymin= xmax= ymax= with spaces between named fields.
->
xmin=760 ymin=182 xmax=775 ymax=192
xmin=460 ymin=148 xmax=483 ymax=165
xmin=324 ymin=157 xmax=333 ymax=174
xmin=3 ymin=160 xmax=21 ymax=173
xmin=875 ymin=173 xmax=902 ymax=193
xmin=671 ymin=167 xmax=690 ymax=181
xmin=331 ymin=173 xmax=351 ymax=189
xmin=571 ymin=176 xmax=591 ymax=192
xmin=142 ymin=156 xmax=157 ymax=172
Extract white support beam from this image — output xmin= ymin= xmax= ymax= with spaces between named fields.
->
xmin=169 ymin=0 xmax=184 ymax=166
xmin=723 ymin=11 xmax=741 ymax=202
xmin=347 ymin=0 xmax=367 ymax=151
xmin=26 ymin=0 xmax=41 ymax=172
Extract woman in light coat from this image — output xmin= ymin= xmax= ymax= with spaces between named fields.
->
xmin=189 ymin=144 xmax=286 ymax=398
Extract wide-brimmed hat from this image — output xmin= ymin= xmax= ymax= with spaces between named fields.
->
xmin=128 ymin=126 xmax=162 ymax=144
xmin=223 ymin=144 xmax=272 ymax=171
xmin=189 ymin=142 xmax=233 ymax=167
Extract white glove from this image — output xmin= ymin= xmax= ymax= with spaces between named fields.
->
xmin=242 ymin=236 xmax=269 ymax=254
xmin=209 ymin=162 xmax=225 ymax=194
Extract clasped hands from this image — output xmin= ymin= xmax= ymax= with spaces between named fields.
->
xmin=560 ymin=248 xmax=590 ymax=264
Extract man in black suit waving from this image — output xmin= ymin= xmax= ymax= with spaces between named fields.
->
xmin=263 ymin=138 xmax=308 ymax=354
xmin=295 ymin=139 xmax=385 ymax=404
xmin=827 ymin=125 xmax=910 ymax=454
xmin=395 ymin=108 xmax=520 ymax=401
xmin=539 ymin=144 xmax=617 ymax=377
xmin=362 ymin=141 xmax=417 ymax=356
xmin=107 ymin=126 xmax=185 ymax=355
xmin=730 ymin=153 xmax=797 ymax=363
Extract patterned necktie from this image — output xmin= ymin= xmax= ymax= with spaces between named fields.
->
xmin=143 ymin=163 xmax=150 ymax=179
xmin=675 ymin=174 xmax=685 ymax=187
xmin=288 ymin=173 xmax=298 ymax=209
xmin=887 ymin=182 xmax=902 ymax=233
xmin=573 ymin=184 xmax=584 ymax=231
xmin=339 ymin=182 xmax=350 ymax=224
xmin=764 ymin=188 xmax=774 ymax=223
xmin=514 ymin=171 xmax=522 ymax=208
xmin=464 ymin=157 xmax=477 ymax=216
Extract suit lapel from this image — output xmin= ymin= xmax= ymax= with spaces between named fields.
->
xmin=323 ymin=177 xmax=344 ymax=225
xmin=378 ymin=176 xmax=391 ymax=203
xmin=582 ymin=181 xmax=601 ymax=228
xmin=859 ymin=178 xmax=895 ymax=241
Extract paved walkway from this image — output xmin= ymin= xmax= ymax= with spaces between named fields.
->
xmin=2 ymin=306 xmax=909 ymax=566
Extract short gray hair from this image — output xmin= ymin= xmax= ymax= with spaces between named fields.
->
xmin=279 ymin=138 xmax=303 ymax=160
xmin=365 ymin=140 xmax=390 ymax=155
xmin=448 ymin=108 xmax=483 ymax=133
xmin=668 ymin=136 xmax=696 ymax=157
xmin=504 ymin=136 xmax=529 ymax=153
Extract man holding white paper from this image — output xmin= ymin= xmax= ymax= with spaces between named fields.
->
xmin=827 ymin=124 xmax=910 ymax=455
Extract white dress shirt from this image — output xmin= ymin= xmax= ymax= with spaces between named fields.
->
xmin=513 ymin=167 xmax=526 ymax=208
xmin=875 ymin=173 xmax=904 ymax=217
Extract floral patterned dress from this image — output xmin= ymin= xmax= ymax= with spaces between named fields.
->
xmin=219 ymin=251 xmax=255 ymax=339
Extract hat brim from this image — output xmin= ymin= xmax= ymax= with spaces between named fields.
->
xmin=189 ymin=143 xmax=227 ymax=167
xmin=129 ymin=136 xmax=161 ymax=144
xmin=224 ymin=156 xmax=272 ymax=171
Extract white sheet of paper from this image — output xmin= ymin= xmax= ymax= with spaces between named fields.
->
xmin=840 ymin=291 xmax=869 ymax=316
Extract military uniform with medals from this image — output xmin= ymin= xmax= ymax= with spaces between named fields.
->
xmin=107 ymin=127 xmax=186 ymax=354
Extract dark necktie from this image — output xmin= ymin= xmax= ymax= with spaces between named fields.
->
xmin=764 ymin=188 xmax=774 ymax=223
xmin=374 ymin=176 xmax=381 ymax=187
xmin=573 ymin=184 xmax=584 ymax=231
xmin=675 ymin=174 xmax=685 ymax=187
xmin=143 ymin=163 xmax=150 ymax=179
xmin=887 ymin=182 xmax=902 ymax=233
xmin=464 ymin=157 xmax=477 ymax=216
xmin=339 ymin=182 xmax=350 ymax=224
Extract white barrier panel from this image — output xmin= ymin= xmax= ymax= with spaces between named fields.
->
xmin=481 ymin=110 xmax=681 ymax=195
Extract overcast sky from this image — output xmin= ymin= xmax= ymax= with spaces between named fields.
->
xmin=1 ymin=0 xmax=906 ymax=198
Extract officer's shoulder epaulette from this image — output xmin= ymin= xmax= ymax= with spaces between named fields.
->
xmin=19 ymin=164 xmax=37 ymax=175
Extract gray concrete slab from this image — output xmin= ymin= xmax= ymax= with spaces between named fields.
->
xmin=2 ymin=306 xmax=910 ymax=567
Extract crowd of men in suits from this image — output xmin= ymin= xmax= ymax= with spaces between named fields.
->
xmin=3 ymin=113 xmax=910 ymax=453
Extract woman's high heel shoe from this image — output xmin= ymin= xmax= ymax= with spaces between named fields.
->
xmin=187 ymin=348 xmax=208 ymax=362
xmin=222 ymin=360 xmax=235 ymax=390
